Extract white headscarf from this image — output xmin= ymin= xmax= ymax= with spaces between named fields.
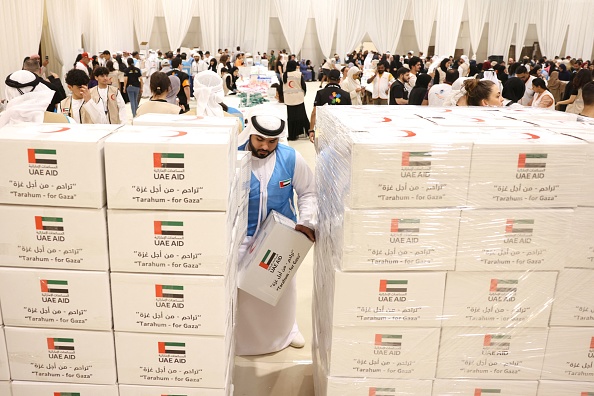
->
xmin=237 ymin=105 xmax=288 ymax=147
xmin=0 ymin=70 xmax=53 ymax=127
xmin=443 ymin=77 xmax=471 ymax=107
xmin=340 ymin=66 xmax=362 ymax=105
xmin=193 ymin=70 xmax=224 ymax=117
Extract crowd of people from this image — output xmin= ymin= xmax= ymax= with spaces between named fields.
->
xmin=1 ymin=45 xmax=593 ymax=129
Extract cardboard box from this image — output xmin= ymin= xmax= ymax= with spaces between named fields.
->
xmin=341 ymin=208 xmax=460 ymax=271
xmin=537 ymin=380 xmax=594 ymax=395
xmin=325 ymin=377 xmax=433 ymax=396
xmin=541 ymin=327 xmax=594 ymax=381
xmin=0 ymin=327 xmax=9 ymax=380
xmin=238 ymin=211 xmax=313 ymax=306
xmin=0 ymin=123 xmax=119 ymax=208
xmin=328 ymin=326 xmax=440 ymax=379
xmin=437 ymin=327 xmax=549 ymax=380
xmin=0 ymin=268 xmax=112 ymax=330
xmin=115 ymin=331 xmax=230 ymax=389
xmin=432 ymin=379 xmax=538 ymax=395
xmin=111 ymin=272 xmax=232 ymax=335
xmin=133 ymin=113 xmax=238 ymax=136
xmin=568 ymin=207 xmax=594 ymax=269
xmin=118 ymin=384 xmax=228 ymax=395
xmin=550 ymin=269 xmax=594 ymax=326
xmin=332 ymin=271 xmax=446 ymax=327
xmin=104 ymin=126 xmax=236 ymax=211
xmin=466 ymin=129 xmax=587 ymax=208
xmin=11 ymin=381 xmax=119 ymax=396
xmin=107 ymin=210 xmax=234 ymax=275
xmin=4 ymin=326 xmax=117 ymax=384
xmin=442 ymin=271 xmax=557 ymax=327
xmin=0 ymin=382 xmax=10 ymax=396
xmin=347 ymin=129 xmax=473 ymax=209
xmin=0 ymin=205 xmax=109 ymax=271
xmin=456 ymin=209 xmax=572 ymax=271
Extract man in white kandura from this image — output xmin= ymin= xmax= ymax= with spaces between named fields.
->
xmin=236 ymin=114 xmax=316 ymax=355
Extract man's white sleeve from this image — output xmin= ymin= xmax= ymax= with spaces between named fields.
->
xmin=82 ymin=100 xmax=108 ymax=124
xmin=292 ymin=151 xmax=317 ymax=230
xmin=116 ymin=91 xmax=127 ymax=123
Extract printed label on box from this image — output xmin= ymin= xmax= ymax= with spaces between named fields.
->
xmin=4 ymin=327 xmax=117 ymax=384
xmin=443 ymin=272 xmax=557 ymax=327
xmin=0 ymin=268 xmax=112 ymax=330
xmin=432 ymin=379 xmax=538 ymax=395
xmin=341 ymin=209 xmax=460 ymax=271
xmin=0 ymin=205 xmax=109 ymax=270
xmin=550 ymin=269 xmax=594 ymax=326
xmin=541 ymin=327 xmax=594 ymax=381
xmin=456 ymin=209 xmax=572 ymax=271
xmin=329 ymin=327 xmax=440 ymax=379
xmin=332 ymin=271 xmax=446 ymax=327
xmin=437 ymin=327 xmax=549 ymax=380
xmin=111 ymin=273 xmax=231 ymax=335
xmin=10 ymin=381 xmax=119 ymax=396
xmin=326 ymin=377 xmax=433 ymax=396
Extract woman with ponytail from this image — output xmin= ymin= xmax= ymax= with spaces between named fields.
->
xmin=135 ymin=72 xmax=182 ymax=116
xmin=463 ymin=79 xmax=504 ymax=107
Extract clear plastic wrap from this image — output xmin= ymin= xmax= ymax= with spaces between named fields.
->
xmin=537 ymin=380 xmax=594 ymax=395
xmin=312 ymin=106 xmax=594 ymax=394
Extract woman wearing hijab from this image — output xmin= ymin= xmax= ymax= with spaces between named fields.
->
xmin=409 ymin=74 xmax=432 ymax=105
xmin=547 ymin=71 xmax=567 ymax=103
xmin=166 ymin=75 xmax=180 ymax=105
xmin=207 ymin=58 xmax=218 ymax=73
xmin=340 ymin=66 xmax=363 ymax=105
xmin=283 ymin=60 xmax=309 ymax=141
xmin=434 ymin=58 xmax=450 ymax=85
xmin=502 ymin=77 xmax=526 ymax=108
xmin=558 ymin=64 xmax=571 ymax=81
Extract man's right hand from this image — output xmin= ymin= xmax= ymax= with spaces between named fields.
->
xmin=80 ymin=86 xmax=91 ymax=102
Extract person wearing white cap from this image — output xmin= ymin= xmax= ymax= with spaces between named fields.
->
xmin=236 ymin=112 xmax=316 ymax=356
xmin=0 ymin=70 xmax=68 ymax=127
xmin=193 ymin=70 xmax=225 ymax=117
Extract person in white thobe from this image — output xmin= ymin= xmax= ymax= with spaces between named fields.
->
xmin=236 ymin=114 xmax=316 ymax=356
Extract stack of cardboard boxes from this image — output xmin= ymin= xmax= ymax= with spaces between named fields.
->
xmin=313 ymin=106 xmax=594 ymax=395
xmin=104 ymin=118 xmax=245 ymax=396
xmin=0 ymin=124 xmax=121 ymax=395
xmin=0 ymin=117 xmax=248 ymax=396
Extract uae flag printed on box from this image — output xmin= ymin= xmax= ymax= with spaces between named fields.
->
xmin=390 ymin=219 xmax=420 ymax=233
xmin=35 ymin=216 xmax=64 ymax=231
xmin=474 ymin=389 xmax=501 ymax=396
xmin=379 ymin=280 xmax=407 ymax=293
xmin=517 ymin=153 xmax=547 ymax=168
xmin=155 ymin=284 xmax=184 ymax=299
xmin=154 ymin=221 xmax=183 ymax=236
xmin=28 ymin=148 xmax=57 ymax=164
xmin=40 ymin=279 xmax=69 ymax=294
xmin=47 ymin=337 xmax=75 ymax=351
xmin=153 ymin=152 xmax=184 ymax=169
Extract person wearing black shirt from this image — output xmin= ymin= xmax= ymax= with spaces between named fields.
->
xmin=167 ymin=57 xmax=191 ymax=113
xmin=123 ymin=57 xmax=143 ymax=117
xmin=308 ymin=69 xmax=352 ymax=143
xmin=389 ymin=67 xmax=410 ymax=105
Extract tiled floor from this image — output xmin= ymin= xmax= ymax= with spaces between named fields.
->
xmin=127 ymin=82 xmax=322 ymax=396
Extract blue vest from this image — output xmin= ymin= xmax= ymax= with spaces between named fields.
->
xmin=238 ymin=143 xmax=297 ymax=236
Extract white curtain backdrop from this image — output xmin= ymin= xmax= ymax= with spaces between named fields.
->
xmin=242 ymin=0 xmax=270 ymax=53
xmin=488 ymin=0 xmax=515 ymax=57
xmin=162 ymin=0 xmax=196 ymax=51
xmin=514 ymin=0 xmax=532 ymax=61
xmin=335 ymin=0 xmax=366 ymax=59
xmin=411 ymin=0 xmax=437 ymax=55
xmin=564 ymin=0 xmax=594 ymax=60
xmin=0 ymin=0 xmax=44 ymax=95
xmin=536 ymin=0 xmax=571 ymax=58
xmin=133 ymin=0 xmax=157 ymax=48
xmin=312 ymin=0 xmax=338 ymax=58
xmin=197 ymin=0 xmax=220 ymax=53
xmin=367 ymin=0 xmax=409 ymax=54
xmin=46 ymin=0 xmax=83 ymax=80
xmin=467 ymin=0 xmax=490 ymax=57
xmin=219 ymin=0 xmax=246 ymax=50
xmin=274 ymin=0 xmax=310 ymax=55
xmin=87 ymin=0 xmax=134 ymax=55
xmin=434 ymin=0 xmax=465 ymax=57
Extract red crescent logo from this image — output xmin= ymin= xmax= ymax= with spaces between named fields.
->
xmin=523 ymin=133 xmax=540 ymax=139
xmin=110 ymin=94 xmax=116 ymax=101
xmin=163 ymin=131 xmax=188 ymax=137
xmin=288 ymin=81 xmax=296 ymax=88
xmin=400 ymin=130 xmax=416 ymax=137
xmin=40 ymin=127 xmax=70 ymax=133
xmin=382 ymin=117 xmax=392 ymax=123
xmin=473 ymin=118 xmax=485 ymax=123
xmin=441 ymin=109 xmax=453 ymax=113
